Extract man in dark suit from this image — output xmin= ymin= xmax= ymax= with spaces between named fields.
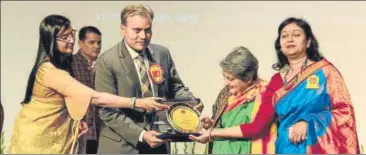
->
xmin=95 ymin=4 xmax=203 ymax=154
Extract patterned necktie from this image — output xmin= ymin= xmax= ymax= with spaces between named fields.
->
xmin=137 ymin=55 xmax=153 ymax=97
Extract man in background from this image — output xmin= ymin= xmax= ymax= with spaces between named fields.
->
xmin=71 ymin=26 xmax=102 ymax=154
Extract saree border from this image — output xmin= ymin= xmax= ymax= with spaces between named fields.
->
xmin=273 ymin=59 xmax=330 ymax=104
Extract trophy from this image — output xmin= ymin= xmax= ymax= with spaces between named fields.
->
xmin=151 ymin=98 xmax=202 ymax=142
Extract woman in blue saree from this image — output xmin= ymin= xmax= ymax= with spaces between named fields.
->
xmin=271 ymin=17 xmax=360 ymax=153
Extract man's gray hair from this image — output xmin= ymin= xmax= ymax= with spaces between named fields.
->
xmin=220 ymin=46 xmax=259 ymax=81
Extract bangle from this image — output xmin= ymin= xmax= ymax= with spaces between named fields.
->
xmin=130 ymin=97 xmax=136 ymax=109
xmin=208 ymin=128 xmax=213 ymax=142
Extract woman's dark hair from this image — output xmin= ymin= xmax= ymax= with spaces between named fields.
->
xmin=272 ymin=17 xmax=323 ymax=70
xmin=21 ymin=15 xmax=73 ymax=104
xmin=0 ymin=100 xmax=4 ymax=134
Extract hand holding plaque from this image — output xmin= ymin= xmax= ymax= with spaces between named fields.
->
xmin=152 ymin=99 xmax=202 ymax=142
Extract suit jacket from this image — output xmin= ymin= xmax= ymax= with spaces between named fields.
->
xmin=94 ymin=40 xmax=197 ymax=154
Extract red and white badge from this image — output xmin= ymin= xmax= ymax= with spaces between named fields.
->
xmin=149 ymin=64 xmax=164 ymax=84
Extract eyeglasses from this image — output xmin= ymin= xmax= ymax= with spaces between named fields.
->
xmin=56 ymin=29 xmax=77 ymax=43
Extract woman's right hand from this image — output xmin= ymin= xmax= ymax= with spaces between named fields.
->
xmin=189 ymin=128 xmax=211 ymax=143
xmin=135 ymin=97 xmax=169 ymax=111
xmin=200 ymin=116 xmax=214 ymax=129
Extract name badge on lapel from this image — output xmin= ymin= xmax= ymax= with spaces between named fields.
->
xmin=306 ymin=75 xmax=320 ymax=89
xmin=149 ymin=64 xmax=164 ymax=84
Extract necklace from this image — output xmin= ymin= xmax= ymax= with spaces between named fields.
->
xmin=283 ymin=59 xmax=308 ymax=86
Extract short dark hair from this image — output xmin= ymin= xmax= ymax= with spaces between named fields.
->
xmin=273 ymin=17 xmax=323 ymax=71
xmin=78 ymin=26 xmax=101 ymax=41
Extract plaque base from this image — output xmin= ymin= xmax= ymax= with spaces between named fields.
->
xmin=157 ymin=132 xmax=201 ymax=142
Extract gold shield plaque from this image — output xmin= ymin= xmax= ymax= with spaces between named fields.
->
xmin=167 ymin=103 xmax=201 ymax=133
xmin=153 ymin=99 xmax=202 ymax=141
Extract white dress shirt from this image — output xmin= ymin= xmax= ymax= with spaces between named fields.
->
xmin=124 ymin=41 xmax=156 ymax=142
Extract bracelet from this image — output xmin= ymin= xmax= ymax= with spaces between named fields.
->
xmin=130 ymin=97 xmax=136 ymax=109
